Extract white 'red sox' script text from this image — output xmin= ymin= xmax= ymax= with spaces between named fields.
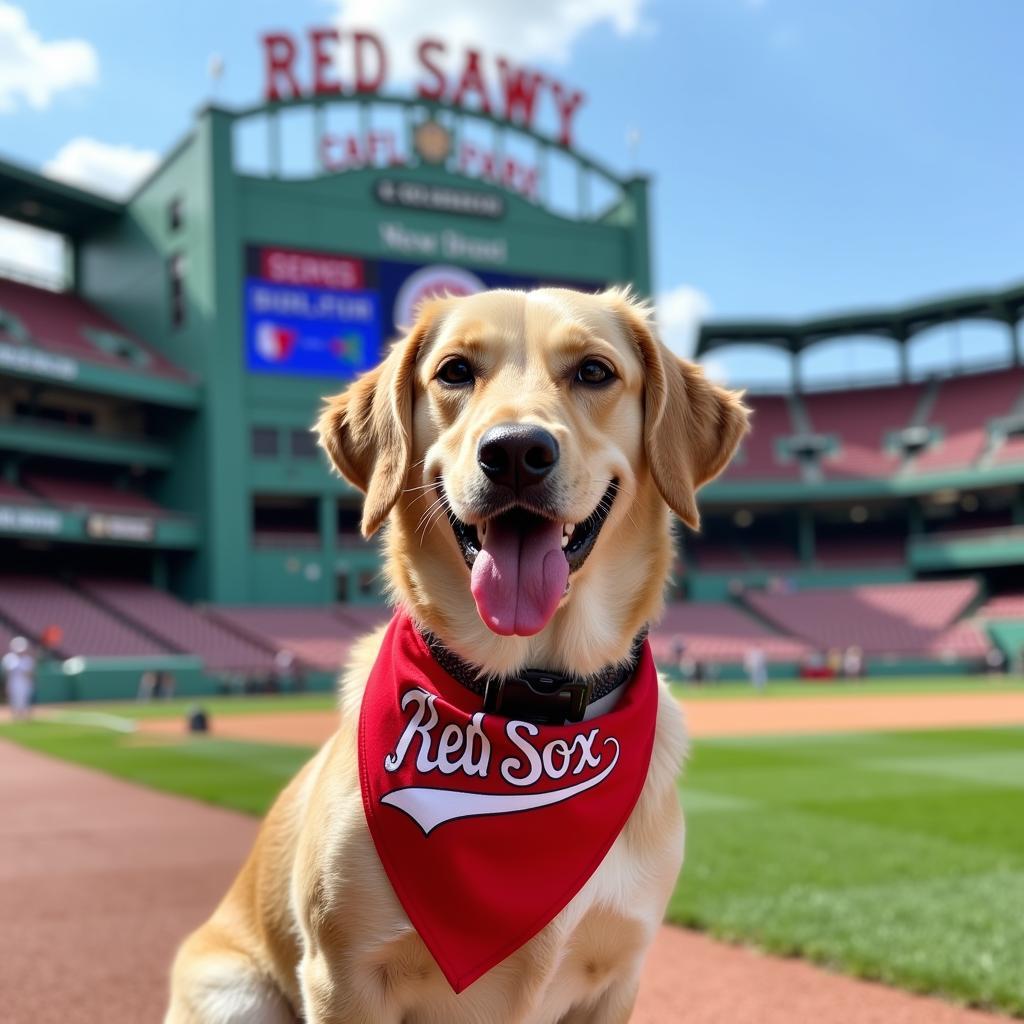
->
xmin=384 ymin=688 xmax=606 ymax=787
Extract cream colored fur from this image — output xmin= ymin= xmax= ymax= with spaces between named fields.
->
xmin=166 ymin=288 xmax=747 ymax=1024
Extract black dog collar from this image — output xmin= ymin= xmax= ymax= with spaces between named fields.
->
xmin=420 ymin=628 xmax=648 ymax=725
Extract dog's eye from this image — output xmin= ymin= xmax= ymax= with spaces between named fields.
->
xmin=576 ymin=359 xmax=615 ymax=386
xmin=436 ymin=357 xmax=474 ymax=387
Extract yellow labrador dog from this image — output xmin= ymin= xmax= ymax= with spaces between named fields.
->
xmin=166 ymin=287 xmax=747 ymax=1024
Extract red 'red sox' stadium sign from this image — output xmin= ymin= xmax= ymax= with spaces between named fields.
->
xmin=262 ymin=29 xmax=586 ymax=149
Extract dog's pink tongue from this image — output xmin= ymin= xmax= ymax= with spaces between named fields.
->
xmin=470 ymin=518 xmax=569 ymax=636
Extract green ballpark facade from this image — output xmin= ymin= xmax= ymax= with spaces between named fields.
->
xmin=0 ymin=32 xmax=652 ymax=609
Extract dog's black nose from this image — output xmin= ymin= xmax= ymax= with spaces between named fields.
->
xmin=478 ymin=423 xmax=559 ymax=494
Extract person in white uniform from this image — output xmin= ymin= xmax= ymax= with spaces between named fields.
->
xmin=3 ymin=637 xmax=36 ymax=721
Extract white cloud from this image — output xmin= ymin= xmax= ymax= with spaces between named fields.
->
xmin=0 ymin=217 xmax=65 ymax=284
xmin=335 ymin=0 xmax=648 ymax=78
xmin=0 ymin=3 xmax=98 ymax=113
xmin=700 ymin=357 xmax=730 ymax=385
xmin=655 ymin=283 xmax=711 ymax=359
xmin=44 ymin=138 xmax=159 ymax=199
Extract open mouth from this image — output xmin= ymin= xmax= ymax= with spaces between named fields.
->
xmin=446 ymin=480 xmax=618 ymax=637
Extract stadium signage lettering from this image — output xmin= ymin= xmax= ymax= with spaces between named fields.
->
xmin=319 ymin=127 xmax=539 ymax=199
xmin=261 ymin=29 xmax=587 ymax=148
xmin=0 ymin=505 xmax=63 ymax=536
xmin=373 ymin=178 xmax=505 ymax=219
xmin=377 ymin=221 xmax=508 ymax=265
xmin=0 ymin=342 xmax=78 ymax=382
xmin=259 ymin=247 xmax=364 ymax=290
xmin=86 ymin=514 xmax=155 ymax=543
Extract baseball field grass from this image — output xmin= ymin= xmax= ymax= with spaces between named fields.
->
xmin=2 ymin=709 xmax=1022 ymax=1014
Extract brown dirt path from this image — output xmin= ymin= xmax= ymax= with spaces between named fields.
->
xmin=0 ymin=739 xmax=1014 ymax=1023
xmin=137 ymin=690 xmax=1024 ymax=746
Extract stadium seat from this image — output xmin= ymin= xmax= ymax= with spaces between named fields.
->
xmin=650 ymin=602 xmax=809 ymax=664
xmin=22 ymin=474 xmax=168 ymax=516
xmin=723 ymin=395 xmax=802 ymax=480
xmin=802 ymin=383 xmax=922 ymax=477
xmin=80 ymin=579 xmax=275 ymax=673
xmin=911 ymin=369 xmax=1024 ymax=473
xmin=0 ymin=480 xmax=38 ymax=505
xmin=976 ymin=593 xmax=1024 ymax=619
xmin=0 ymin=277 xmax=190 ymax=382
xmin=0 ymin=576 xmax=170 ymax=658
xmin=744 ymin=579 xmax=982 ymax=656
xmin=209 ymin=606 xmax=360 ymax=671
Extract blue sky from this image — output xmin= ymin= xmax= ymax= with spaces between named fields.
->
xmin=2 ymin=0 xmax=1022 ymax=385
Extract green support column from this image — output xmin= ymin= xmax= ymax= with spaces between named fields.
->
xmin=798 ymin=508 xmax=815 ymax=566
xmin=895 ymin=329 xmax=910 ymax=382
xmin=1013 ymin=318 xmax=1022 ymax=366
xmin=197 ymin=106 xmax=252 ymax=603
xmin=152 ymin=553 xmax=169 ymax=590
xmin=623 ymin=176 xmax=652 ymax=296
xmin=1012 ymin=488 xmax=1024 ymax=527
xmin=320 ymin=492 xmax=337 ymax=583
xmin=908 ymin=500 xmax=924 ymax=537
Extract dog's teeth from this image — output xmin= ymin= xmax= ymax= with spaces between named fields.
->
xmin=561 ymin=534 xmax=569 ymax=549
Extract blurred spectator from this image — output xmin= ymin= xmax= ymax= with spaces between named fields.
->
xmin=138 ymin=670 xmax=158 ymax=701
xmin=985 ymin=647 xmax=1007 ymax=675
xmin=3 ymin=637 xmax=36 ymax=721
xmin=843 ymin=645 xmax=864 ymax=679
xmin=274 ymin=649 xmax=298 ymax=692
xmin=744 ymin=646 xmax=767 ymax=690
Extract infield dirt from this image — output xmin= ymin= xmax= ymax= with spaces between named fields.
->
xmin=136 ymin=689 xmax=1024 ymax=745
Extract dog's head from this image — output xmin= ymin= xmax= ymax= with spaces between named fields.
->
xmin=318 ymin=288 xmax=747 ymax=662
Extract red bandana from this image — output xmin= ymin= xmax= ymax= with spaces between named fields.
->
xmin=358 ymin=610 xmax=658 ymax=993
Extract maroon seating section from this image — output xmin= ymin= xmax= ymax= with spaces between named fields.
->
xmin=0 ymin=480 xmax=37 ymax=505
xmin=0 ymin=277 xmax=188 ymax=381
xmin=716 ymin=369 xmax=1024 ymax=481
xmin=994 ymin=432 xmax=1024 ymax=465
xmin=689 ymin=542 xmax=748 ymax=571
xmin=0 ymin=576 xmax=168 ymax=658
xmin=252 ymin=529 xmax=321 ymax=549
xmin=803 ymin=384 xmax=921 ymax=477
xmin=724 ymin=395 xmax=801 ymax=480
xmin=80 ymin=579 xmax=275 ymax=672
xmin=745 ymin=579 xmax=981 ymax=656
xmin=813 ymin=537 xmax=906 ymax=567
xmin=651 ymin=603 xmax=809 ymax=664
xmin=976 ymin=593 xmax=1024 ymax=619
xmin=926 ymin=621 xmax=990 ymax=658
xmin=210 ymin=606 xmax=359 ymax=672
xmin=335 ymin=606 xmax=393 ymax=632
xmin=22 ymin=474 xmax=165 ymax=515
xmin=912 ymin=369 xmax=1024 ymax=473
xmin=692 ymin=542 xmax=800 ymax=573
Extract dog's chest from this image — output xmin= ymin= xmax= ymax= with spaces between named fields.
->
xmin=348 ymin=830 xmax=665 ymax=1024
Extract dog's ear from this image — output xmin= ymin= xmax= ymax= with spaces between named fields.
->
xmin=608 ymin=290 xmax=749 ymax=530
xmin=316 ymin=303 xmax=441 ymax=537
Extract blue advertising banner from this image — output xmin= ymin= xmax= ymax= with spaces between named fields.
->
xmin=244 ymin=280 xmax=382 ymax=377
xmin=244 ymin=244 xmax=603 ymax=379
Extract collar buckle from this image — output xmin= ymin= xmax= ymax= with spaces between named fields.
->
xmin=483 ymin=669 xmax=592 ymax=725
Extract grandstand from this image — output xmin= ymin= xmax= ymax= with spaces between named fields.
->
xmin=1 ymin=121 xmax=1023 ymax=693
